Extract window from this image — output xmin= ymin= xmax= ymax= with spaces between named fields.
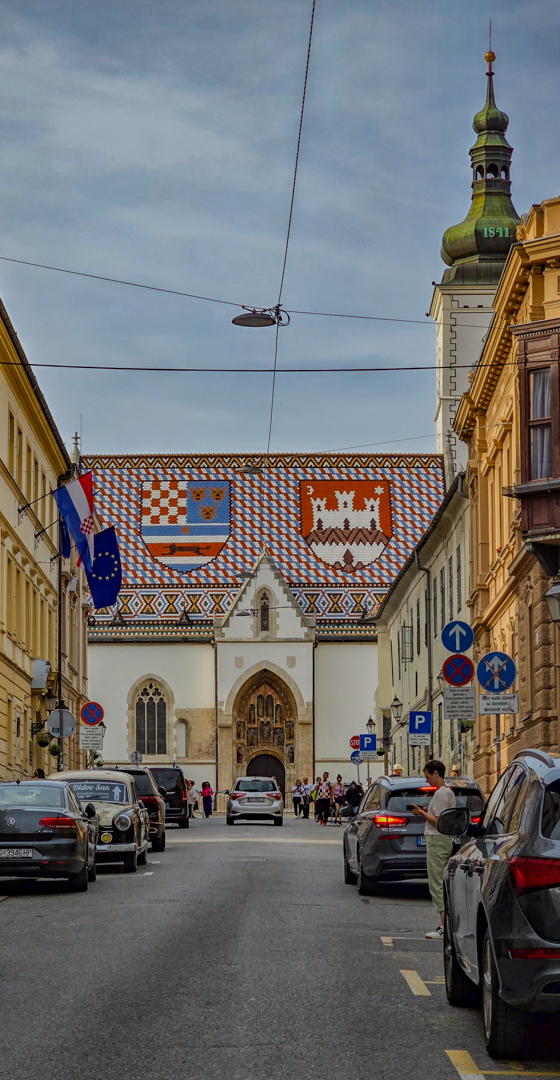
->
xmin=448 ymin=557 xmax=453 ymax=621
xmin=16 ymin=426 xmax=22 ymax=488
xmin=136 ymin=683 xmax=167 ymax=755
xmin=433 ymin=578 xmax=438 ymax=637
xmin=8 ymin=410 xmax=15 ymax=473
xmin=529 ymin=368 xmax=552 ymax=479
xmin=363 ymin=785 xmax=382 ymax=811
xmin=390 ymin=641 xmax=394 ymax=685
xmin=397 ymin=631 xmax=401 ymax=679
xmin=440 ymin=567 xmax=445 ymax=633
xmin=33 ymin=457 xmax=39 ymax=503
xmin=456 ymin=545 xmax=462 ymax=611
xmin=424 ymin=589 xmax=429 ymax=647
xmin=26 ymin=442 xmax=32 ymax=500
xmin=437 ymin=703 xmax=442 ymax=756
xmin=414 ymin=671 xmax=418 ymax=698
xmin=484 ymin=765 xmax=527 ymax=835
xmin=401 ymin=624 xmax=413 ymax=664
xmin=260 ymin=592 xmax=270 ymax=632
xmin=416 ymin=599 xmax=421 ymax=655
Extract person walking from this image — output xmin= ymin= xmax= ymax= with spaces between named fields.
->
xmin=333 ymin=775 xmax=346 ymax=824
xmin=187 ymin=780 xmax=199 ymax=819
xmin=345 ymin=781 xmax=363 ymax=816
xmin=201 ymin=781 xmax=214 ymax=818
xmin=301 ymin=777 xmax=311 ymax=819
xmin=315 ymin=772 xmax=333 ymax=826
xmin=33 ymin=768 xmax=45 ymax=779
xmin=292 ymin=780 xmax=305 ymax=817
xmin=411 ymin=760 xmax=456 ymax=939
xmin=312 ymin=776 xmax=322 ymax=821
xmin=391 ymin=764 xmax=403 ymax=777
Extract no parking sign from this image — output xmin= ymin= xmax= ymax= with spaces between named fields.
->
xmin=81 ymin=701 xmax=104 ymax=726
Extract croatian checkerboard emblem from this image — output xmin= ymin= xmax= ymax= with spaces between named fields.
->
xmin=141 ymin=479 xmax=230 ymax=571
xmin=299 ymin=480 xmax=392 ymax=570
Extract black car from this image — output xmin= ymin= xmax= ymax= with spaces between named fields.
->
xmin=103 ymin=766 xmax=166 ymax=851
xmin=343 ymin=773 xmax=485 ymax=895
xmin=149 ymin=766 xmax=189 ymax=828
xmin=441 ymin=747 xmax=560 ymax=1059
xmin=0 ymin=780 xmax=98 ymax=892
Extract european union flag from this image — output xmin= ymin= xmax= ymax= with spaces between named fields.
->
xmin=86 ymin=526 xmax=122 ymax=609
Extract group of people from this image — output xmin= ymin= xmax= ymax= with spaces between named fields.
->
xmin=291 ymin=772 xmax=365 ymax=825
xmin=186 ymin=780 xmax=214 ymax=818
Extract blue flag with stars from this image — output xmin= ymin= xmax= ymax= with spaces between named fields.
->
xmin=85 ymin=526 xmax=122 ymax=609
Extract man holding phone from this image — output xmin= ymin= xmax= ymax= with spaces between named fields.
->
xmin=411 ymin=760 xmax=455 ymax=940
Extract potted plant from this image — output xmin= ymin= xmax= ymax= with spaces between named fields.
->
xmin=47 ymin=743 xmax=61 ymax=757
xmin=461 ymin=719 xmax=475 ymax=734
xmin=36 ymin=733 xmax=50 ymax=748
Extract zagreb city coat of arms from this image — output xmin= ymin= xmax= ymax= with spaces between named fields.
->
xmin=141 ymin=479 xmax=230 ymax=571
xmin=300 ymin=479 xmax=392 ymax=571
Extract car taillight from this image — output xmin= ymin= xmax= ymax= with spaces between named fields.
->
xmin=39 ymin=816 xmax=77 ymax=833
xmin=372 ymin=814 xmax=408 ymax=827
xmin=510 ymin=857 xmax=560 ymax=894
xmin=419 ymin=786 xmax=437 ymax=792
xmin=269 ymin=793 xmax=282 ymax=800
xmin=471 ymin=816 xmax=481 ymax=824
xmin=182 ymin=788 xmax=188 ymax=803
xmin=230 ymin=793 xmax=240 ymax=800
xmin=510 ymin=948 xmax=560 ymax=959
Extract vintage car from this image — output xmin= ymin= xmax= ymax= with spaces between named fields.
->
xmin=53 ymin=770 xmax=150 ymax=873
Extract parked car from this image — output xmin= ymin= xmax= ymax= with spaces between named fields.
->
xmin=54 ymin=770 xmax=150 ymax=873
xmin=149 ymin=766 xmax=189 ymax=828
xmin=343 ymin=773 xmax=485 ymax=895
xmin=102 ymin=765 xmax=166 ymax=852
xmin=0 ymin=779 xmax=98 ymax=891
xmin=441 ymin=748 xmax=560 ymax=1059
xmin=225 ymin=777 xmax=284 ymax=826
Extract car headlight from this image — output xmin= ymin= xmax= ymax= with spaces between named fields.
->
xmin=114 ymin=814 xmax=131 ymax=832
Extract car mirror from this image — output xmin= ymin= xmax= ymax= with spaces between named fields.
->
xmin=437 ymin=807 xmax=470 ymax=836
xmin=158 ymin=786 xmax=167 ymax=797
xmin=84 ymin=803 xmax=97 ymax=819
xmin=221 ymin=789 xmax=230 ymax=795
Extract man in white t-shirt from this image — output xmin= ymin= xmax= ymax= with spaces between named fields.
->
xmin=411 ymin=760 xmax=456 ymax=940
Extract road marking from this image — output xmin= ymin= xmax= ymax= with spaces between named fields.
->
xmin=166 ymin=836 xmax=342 ymax=845
xmin=381 ymin=936 xmax=394 ymax=947
xmin=400 ymin=969 xmax=431 ymax=996
xmin=425 ymin=976 xmax=446 ymax=984
xmin=150 ymin=860 xmax=161 ymax=864
xmin=143 ymin=872 xmax=154 ymax=876
xmin=445 ymin=1050 xmax=560 ymax=1077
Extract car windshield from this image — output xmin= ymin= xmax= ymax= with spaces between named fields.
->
xmin=68 ymin=780 xmax=130 ymax=805
xmin=235 ymin=780 xmax=276 ymax=792
xmin=126 ymin=772 xmax=153 ymax=795
xmin=150 ymin=769 xmax=182 ymax=792
xmin=0 ymin=785 xmax=65 ymax=808
xmin=386 ymin=786 xmax=484 ymax=813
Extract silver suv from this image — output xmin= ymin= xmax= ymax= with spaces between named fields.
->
xmin=226 ymin=777 xmax=284 ymax=826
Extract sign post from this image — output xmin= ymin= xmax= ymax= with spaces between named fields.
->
xmin=477 ymin=652 xmax=517 ymax=780
xmin=350 ymin=749 xmax=363 ymax=784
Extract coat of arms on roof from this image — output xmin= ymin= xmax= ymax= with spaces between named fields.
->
xmin=141 ymin=479 xmax=230 ymax=571
xmin=300 ymin=480 xmax=392 ymax=571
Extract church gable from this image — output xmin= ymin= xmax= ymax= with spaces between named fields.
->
xmin=219 ymin=551 xmax=313 ymax=642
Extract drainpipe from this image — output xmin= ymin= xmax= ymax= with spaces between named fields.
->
xmin=414 ymin=551 xmax=433 ymax=759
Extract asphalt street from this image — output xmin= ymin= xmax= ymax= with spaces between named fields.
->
xmin=2 ymin=814 xmax=560 ymax=1080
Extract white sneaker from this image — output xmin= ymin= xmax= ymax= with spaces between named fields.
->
xmin=425 ymin=926 xmax=444 ymax=939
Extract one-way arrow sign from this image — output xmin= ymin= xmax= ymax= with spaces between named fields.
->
xmin=477 ymin=652 xmax=516 ymax=693
xmin=441 ymin=620 xmax=474 ymax=653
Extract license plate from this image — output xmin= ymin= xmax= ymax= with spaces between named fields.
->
xmin=247 ymin=798 xmax=263 ymax=803
xmin=0 ymin=848 xmax=33 ymax=858
xmin=417 ymin=835 xmax=426 ymax=847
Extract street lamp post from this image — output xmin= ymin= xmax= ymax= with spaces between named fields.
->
xmin=390 ymin=697 xmax=403 ymax=775
xmin=366 ymin=715 xmax=375 ymax=785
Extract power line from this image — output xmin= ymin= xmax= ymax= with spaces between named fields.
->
xmin=0 ymin=358 xmax=516 ymax=373
xmin=328 ymin=433 xmax=435 ymax=452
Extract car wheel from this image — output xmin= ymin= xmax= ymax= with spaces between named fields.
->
xmin=123 ymin=850 xmax=138 ymax=873
xmin=226 ymin=816 xmax=235 ymax=826
xmin=138 ymin=845 xmax=148 ymax=866
xmin=68 ymin=864 xmax=89 ymax=892
xmin=357 ymin=854 xmax=378 ymax=895
xmin=444 ymin=906 xmax=480 ymax=1006
xmin=343 ymin=841 xmax=357 ymax=885
xmin=273 ymin=817 xmax=283 ymax=826
xmin=151 ymin=834 xmax=166 ymax=852
xmin=87 ymin=859 xmax=97 ymax=884
xmin=179 ymin=818 xmax=190 ymax=829
xmin=482 ymin=930 xmax=532 ymax=1058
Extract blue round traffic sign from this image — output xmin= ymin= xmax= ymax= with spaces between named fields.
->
xmin=441 ymin=620 xmax=474 ymax=653
xmin=442 ymin=653 xmax=474 ymax=687
xmin=350 ymin=750 xmax=363 ymax=764
xmin=477 ymin=652 xmax=516 ymax=694
xmin=81 ymin=701 xmax=104 ymax=726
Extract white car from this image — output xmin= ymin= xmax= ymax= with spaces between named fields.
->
xmin=226 ymin=777 xmax=284 ymax=826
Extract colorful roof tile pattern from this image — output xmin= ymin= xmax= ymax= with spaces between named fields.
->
xmin=84 ymin=453 xmax=445 ymax=629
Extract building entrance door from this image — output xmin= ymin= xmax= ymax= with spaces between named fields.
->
xmin=247 ymin=754 xmax=285 ymax=796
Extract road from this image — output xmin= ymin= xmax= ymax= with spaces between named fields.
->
xmin=1 ymin=814 xmax=560 ymax=1080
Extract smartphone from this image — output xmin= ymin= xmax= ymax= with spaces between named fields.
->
xmin=407 ymin=804 xmax=418 ymax=811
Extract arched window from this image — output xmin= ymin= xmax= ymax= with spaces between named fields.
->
xmin=501 ymin=166 xmax=508 ymax=180
xmin=260 ymin=592 xmax=270 ymax=632
xmin=487 ymin=163 xmax=499 ymax=179
xmin=475 ymin=165 xmax=484 ymax=180
xmin=136 ymin=682 xmax=167 ymax=755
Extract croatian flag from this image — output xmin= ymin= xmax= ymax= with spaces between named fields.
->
xmin=53 ymin=472 xmax=95 ymax=572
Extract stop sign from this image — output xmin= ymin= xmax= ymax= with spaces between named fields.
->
xmin=349 ymin=735 xmax=360 ymax=750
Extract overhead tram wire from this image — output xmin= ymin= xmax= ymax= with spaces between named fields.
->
xmin=0 ymin=358 xmax=517 ymax=373
xmin=266 ymin=0 xmax=316 ymax=453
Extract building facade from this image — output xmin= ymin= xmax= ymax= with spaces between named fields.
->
xmin=375 ymin=475 xmax=472 ymax=776
xmin=0 ymin=298 xmax=88 ymax=779
xmin=86 ymin=452 xmax=445 ymax=792
xmin=455 ymin=193 xmax=560 ymax=794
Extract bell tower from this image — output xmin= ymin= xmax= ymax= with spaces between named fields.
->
xmin=430 ymin=51 xmax=520 ymax=479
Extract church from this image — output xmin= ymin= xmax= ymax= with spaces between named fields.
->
xmin=85 ymin=452 xmax=445 ymax=791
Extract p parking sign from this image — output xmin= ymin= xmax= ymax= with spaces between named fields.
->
xmin=409 ymin=710 xmax=432 ymax=747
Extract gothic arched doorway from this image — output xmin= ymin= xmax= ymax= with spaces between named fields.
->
xmin=247 ymin=754 xmax=285 ymax=794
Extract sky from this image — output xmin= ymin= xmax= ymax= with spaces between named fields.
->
xmin=0 ymin=0 xmax=559 ymax=457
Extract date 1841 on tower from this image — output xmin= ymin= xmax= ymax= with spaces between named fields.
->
xmin=481 ymin=226 xmax=511 ymax=237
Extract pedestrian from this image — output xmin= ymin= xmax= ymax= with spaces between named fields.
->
xmin=201 ymin=781 xmax=214 ymax=818
xmin=301 ymin=777 xmax=311 ymax=819
xmin=292 ymin=780 xmax=305 ymax=817
xmin=312 ymin=776 xmax=322 ymax=821
xmin=333 ymin=775 xmax=346 ymax=824
xmin=391 ymin=763 xmax=403 ymax=777
xmin=315 ymin=772 xmax=333 ymax=826
xmin=187 ymin=780 xmax=199 ymax=818
xmin=33 ymin=768 xmax=45 ymax=779
xmin=449 ymin=764 xmax=460 ymax=777
xmin=345 ymin=780 xmax=363 ymax=816
xmin=411 ymin=760 xmax=456 ymax=939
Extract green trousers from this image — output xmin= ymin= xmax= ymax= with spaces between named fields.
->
xmin=425 ymin=833 xmax=453 ymax=914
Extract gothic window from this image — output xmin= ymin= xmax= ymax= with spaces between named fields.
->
xmin=260 ymin=592 xmax=270 ymax=632
xmin=266 ymin=694 xmax=274 ymax=718
xmin=136 ymin=683 xmax=167 ymax=755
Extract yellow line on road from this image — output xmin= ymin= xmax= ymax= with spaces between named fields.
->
xmin=400 ymin=969 xmax=431 ymax=996
xmin=381 ymin=936 xmax=394 ymax=947
xmin=166 ymin=836 xmax=342 ymax=845
xmin=446 ymin=1050 xmax=560 ymax=1077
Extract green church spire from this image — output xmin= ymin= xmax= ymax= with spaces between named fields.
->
xmin=440 ymin=51 xmax=520 ymax=284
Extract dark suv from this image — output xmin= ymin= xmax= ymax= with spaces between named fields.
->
xmin=440 ymin=748 xmax=560 ymax=1059
xmin=343 ymin=773 xmax=484 ymax=895
xmin=102 ymin=765 xmax=166 ymax=852
xmin=149 ymin=766 xmax=189 ymax=829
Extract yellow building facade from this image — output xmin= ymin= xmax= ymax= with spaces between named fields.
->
xmin=455 ymin=194 xmax=560 ymax=793
xmin=0 ymin=296 xmax=88 ymax=778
